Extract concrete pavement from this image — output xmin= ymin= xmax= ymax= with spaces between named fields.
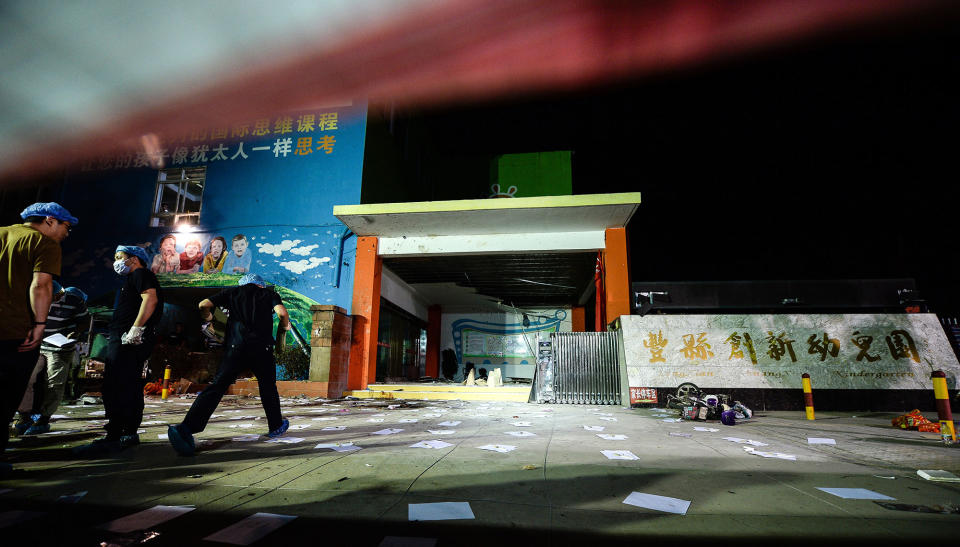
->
xmin=2 ymin=395 xmax=959 ymax=546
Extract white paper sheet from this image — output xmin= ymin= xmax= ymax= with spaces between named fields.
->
xmin=203 ymin=512 xmax=297 ymax=545
xmin=312 ymin=417 xmax=338 ymax=421
xmin=505 ymin=431 xmax=536 ymax=437
xmin=232 ymin=434 xmax=260 ymax=442
xmin=99 ymin=505 xmax=195 ymax=533
xmin=661 ymin=418 xmax=681 ymax=423
xmin=50 ymin=414 xmax=69 ymax=420
xmin=372 ymin=428 xmax=403 ymax=435
xmin=597 ymin=434 xmax=628 ymax=440
xmin=367 ymin=418 xmax=385 ymax=423
xmin=399 ymin=419 xmax=419 ymax=423
xmin=723 ymin=437 xmax=768 ymax=447
xmin=601 ymin=450 xmax=639 ymax=460
xmin=264 ymin=437 xmax=304 ymax=444
xmin=322 ymin=426 xmax=346 ymax=431
xmin=583 ymin=425 xmax=605 ymax=431
xmin=511 ymin=422 xmax=532 ymax=427
xmin=693 ymin=427 xmax=719 ymax=432
xmin=410 ymin=440 xmax=453 ymax=449
xmin=289 ymin=424 xmax=310 ymax=430
xmin=478 ymin=444 xmax=516 ymax=453
xmin=315 ymin=442 xmax=361 ymax=452
xmin=592 ymin=412 xmax=613 ymax=416
xmin=623 ymin=492 xmax=691 ymax=515
xmin=57 ymin=491 xmax=87 ymax=503
xmin=408 ymin=502 xmax=475 ymax=521
xmin=597 ymin=417 xmax=618 ymax=422
xmin=427 ymin=429 xmax=456 ymax=435
xmin=437 ymin=421 xmax=461 ymax=427
xmin=669 ymin=432 xmax=692 ymax=438
xmin=158 ymin=433 xmax=169 ymax=440
xmin=816 ymin=487 xmax=894 ymax=500
xmin=743 ymin=447 xmax=796 ymax=460
xmin=43 ymin=333 xmax=75 ymax=347
xmin=807 ymin=437 xmax=836 ymax=445
xmin=141 ymin=420 xmax=166 ymax=425
xmin=89 ymin=410 xmax=106 ymax=416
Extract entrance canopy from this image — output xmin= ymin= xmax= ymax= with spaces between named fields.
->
xmin=334 ymin=193 xmax=640 ymax=308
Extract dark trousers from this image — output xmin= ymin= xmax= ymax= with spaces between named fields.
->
xmin=183 ymin=343 xmax=282 ymax=433
xmin=103 ymin=332 xmax=154 ymax=438
xmin=1 ymin=339 xmax=40 ymax=454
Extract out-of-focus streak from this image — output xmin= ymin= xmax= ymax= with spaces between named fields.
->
xmin=1 ymin=0 xmax=954 ymax=184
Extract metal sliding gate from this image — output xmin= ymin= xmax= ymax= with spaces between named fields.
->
xmin=551 ymin=332 xmax=622 ymax=405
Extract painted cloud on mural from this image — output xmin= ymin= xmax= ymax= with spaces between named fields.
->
xmin=280 ymin=256 xmax=331 ymax=274
xmin=256 ymin=239 xmax=302 ymax=257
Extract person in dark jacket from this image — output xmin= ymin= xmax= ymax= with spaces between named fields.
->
xmin=74 ymin=245 xmax=162 ymax=456
xmin=167 ymin=274 xmax=291 ymax=456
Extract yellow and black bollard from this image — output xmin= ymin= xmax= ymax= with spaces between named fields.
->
xmin=931 ymin=370 xmax=956 ymax=444
xmin=801 ymin=373 xmax=815 ymax=420
xmin=161 ymin=364 xmax=172 ymax=401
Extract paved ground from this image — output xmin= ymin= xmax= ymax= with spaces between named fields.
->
xmin=2 ymin=395 xmax=959 ymax=546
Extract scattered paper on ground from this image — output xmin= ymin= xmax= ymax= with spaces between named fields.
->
xmin=743 ymin=447 xmax=796 ymax=460
xmin=322 ymin=426 xmax=346 ymax=431
xmin=141 ymin=420 xmax=166 ymax=425
xmin=427 ymin=429 xmax=456 ymax=435
xmin=693 ymin=427 xmax=719 ymax=432
xmin=158 ymin=433 xmax=169 ymax=440
xmin=232 ymin=434 xmax=260 ymax=442
xmin=367 ymin=418 xmax=385 ymax=423
xmin=411 ymin=440 xmax=453 ymax=449
xmin=315 ymin=442 xmax=361 ymax=452
xmin=623 ymin=492 xmax=691 ymax=515
xmin=312 ymin=417 xmax=338 ymax=421
xmin=724 ymin=437 xmax=768 ymax=446
xmin=583 ymin=425 xmax=605 ymax=431
xmin=669 ymin=432 xmax=692 ymax=438
xmin=808 ymin=437 xmax=836 ymax=445
xmin=511 ymin=422 xmax=532 ymax=427
xmin=478 ymin=444 xmax=517 ymax=453
xmin=602 ymin=450 xmax=639 ymax=460
xmin=816 ymin=487 xmax=894 ymax=500
xmin=50 ymin=414 xmax=69 ymax=420
xmin=99 ymin=505 xmax=195 ymax=533
xmin=598 ymin=417 xmax=618 ymax=422
xmin=437 ymin=421 xmax=461 ymax=427
xmin=57 ymin=491 xmax=87 ymax=503
xmin=399 ymin=419 xmax=419 ymax=423
xmin=408 ymin=502 xmax=475 ymax=521
xmin=661 ymin=418 xmax=681 ymax=423
xmin=917 ymin=469 xmax=960 ymax=482
xmin=264 ymin=437 xmax=304 ymax=444
xmin=373 ymin=428 xmax=403 ymax=435
xmin=598 ymin=434 xmax=628 ymax=440
xmin=89 ymin=410 xmax=106 ymax=416
xmin=203 ymin=512 xmax=297 ymax=545
xmin=505 ymin=431 xmax=536 ymax=437
xmin=289 ymin=424 xmax=310 ymax=430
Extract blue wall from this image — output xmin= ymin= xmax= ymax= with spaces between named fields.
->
xmin=58 ymin=101 xmax=367 ymax=318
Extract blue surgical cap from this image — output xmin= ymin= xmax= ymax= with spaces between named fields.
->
xmin=116 ymin=245 xmax=149 ymax=265
xmin=20 ymin=202 xmax=79 ymax=225
xmin=64 ymin=287 xmax=88 ymax=303
xmin=239 ymin=273 xmax=266 ymax=287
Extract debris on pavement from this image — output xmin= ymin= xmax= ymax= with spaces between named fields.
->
xmin=917 ymin=469 xmax=960 ymax=482
xmin=891 ymin=409 xmax=940 ymax=433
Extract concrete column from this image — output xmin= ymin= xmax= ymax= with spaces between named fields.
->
xmin=348 ymin=236 xmax=382 ymax=390
xmin=426 ymin=304 xmax=441 ymax=378
xmin=604 ymin=227 xmax=631 ymax=326
xmin=309 ymin=305 xmax=352 ymax=397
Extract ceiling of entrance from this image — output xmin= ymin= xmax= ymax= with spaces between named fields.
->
xmin=384 ymin=252 xmax=596 ymax=308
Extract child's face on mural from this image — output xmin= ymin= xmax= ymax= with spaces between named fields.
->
xmin=185 ymin=242 xmax=200 ymax=258
xmin=232 ymin=239 xmax=247 ymax=257
xmin=210 ymin=239 xmax=224 ymax=258
xmin=161 ymin=237 xmax=176 ymax=255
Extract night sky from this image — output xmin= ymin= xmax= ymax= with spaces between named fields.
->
xmin=377 ymin=17 xmax=960 ymax=313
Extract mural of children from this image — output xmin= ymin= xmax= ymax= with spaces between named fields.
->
xmin=150 ymin=234 xmax=179 ymax=274
xmin=178 ymin=238 xmax=204 ymax=274
xmin=202 ymin=236 xmax=228 ymax=273
xmin=223 ymin=234 xmax=251 ymax=274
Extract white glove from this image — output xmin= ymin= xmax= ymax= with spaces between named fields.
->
xmin=121 ymin=325 xmax=146 ymax=345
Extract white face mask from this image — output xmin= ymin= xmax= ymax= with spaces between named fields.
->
xmin=113 ymin=258 xmax=131 ymax=275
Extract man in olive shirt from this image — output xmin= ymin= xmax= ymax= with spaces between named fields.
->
xmin=0 ymin=202 xmax=76 ymax=475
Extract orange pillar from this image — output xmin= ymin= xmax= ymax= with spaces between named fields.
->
xmin=348 ymin=236 xmax=382 ymax=390
xmin=603 ymin=227 xmax=630 ymax=326
xmin=571 ymin=306 xmax=586 ymax=332
xmin=425 ymin=304 xmax=441 ymax=378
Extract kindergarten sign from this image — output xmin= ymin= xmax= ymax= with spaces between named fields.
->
xmin=622 ymin=314 xmax=960 ymax=390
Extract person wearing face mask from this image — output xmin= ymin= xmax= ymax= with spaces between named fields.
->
xmin=0 ymin=202 xmax=76 ymax=476
xmin=74 ymin=245 xmax=163 ymax=456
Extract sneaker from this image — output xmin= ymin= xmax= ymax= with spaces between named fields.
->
xmin=13 ymin=420 xmax=33 ymax=436
xmin=23 ymin=423 xmax=51 ymax=435
xmin=267 ymin=419 xmax=289 ymax=438
xmin=167 ymin=424 xmax=195 ymax=456
xmin=118 ymin=434 xmax=140 ymax=449
xmin=72 ymin=436 xmax=120 ymax=457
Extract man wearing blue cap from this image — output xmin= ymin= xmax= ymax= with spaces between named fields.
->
xmin=0 ymin=202 xmax=76 ymax=475
xmin=168 ymin=273 xmax=291 ymax=456
xmin=74 ymin=245 xmax=163 ymax=456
